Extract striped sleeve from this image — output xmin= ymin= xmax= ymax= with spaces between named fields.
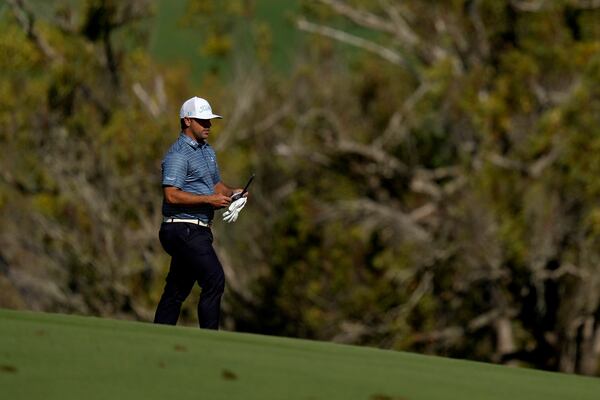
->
xmin=162 ymin=151 xmax=187 ymax=188
xmin=213 ymin=151 xmax=221 ymax=184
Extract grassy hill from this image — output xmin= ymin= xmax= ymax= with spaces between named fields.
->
xmin=149 ymin=0 xmax=301 ymax=81
xmin=1 ymin=309 xmax=599 ymax=400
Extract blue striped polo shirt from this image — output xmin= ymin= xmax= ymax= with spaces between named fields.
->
xmin=161 ymin=133 xmax=221 ymax=223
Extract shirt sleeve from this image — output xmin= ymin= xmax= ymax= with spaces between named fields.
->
xmin=212 ymin=149 xmax=221 ymax=184
xmin=214 ymin=163 xmax=221 ymax=184
xmin=162 ymin=151 xmax=187 ymax=189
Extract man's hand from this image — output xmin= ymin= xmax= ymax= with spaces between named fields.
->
xmin=230 ymin=189 xmax=248 ymax=202
xmin=209 ymin=193 xmax=232 ymax=208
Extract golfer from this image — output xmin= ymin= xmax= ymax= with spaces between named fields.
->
xmin=154 ymin=96 xmax=243 ymax=329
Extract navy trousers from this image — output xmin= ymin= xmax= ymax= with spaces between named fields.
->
xmin=154 ymin=222 xmax=225 ymax=329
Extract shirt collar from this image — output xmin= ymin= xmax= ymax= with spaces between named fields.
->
xmin=179 ymin=133 xmax=207 ymax=149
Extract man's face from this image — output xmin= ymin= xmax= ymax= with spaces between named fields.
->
xmin=187 ymin=118 xmax=212 ymax=141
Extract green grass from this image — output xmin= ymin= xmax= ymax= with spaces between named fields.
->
xmin=1 ymin=309 xmax=599 ymax=399
xmin=149 ymin=0 xmax=301 ymax=82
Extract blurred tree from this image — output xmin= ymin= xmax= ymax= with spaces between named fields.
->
xmin=0 ymin=0 xmax=184 ymax=319
xmin=214 ymin=0 xmax=600 ymax=376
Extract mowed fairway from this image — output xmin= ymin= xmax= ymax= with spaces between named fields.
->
xmin=1 ymin=309 xmax=599 ymax=400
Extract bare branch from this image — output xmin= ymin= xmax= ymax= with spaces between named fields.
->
xmin=528 ymin=146 xmax=561 ymax=178
xmin=574 ymin=0 xmax=600 ymax=9
xmin=511 ymin=0 xmax=550 ymax=12
xmin=376 ymin=82 xmax=431 ymax=148
xmin=410 ymin=175 xmax=442 ymax=199
xmin=132 ymin=82 xmax=160 ymax=118
xmin=215 ymin=65 xmax=265 ymax=151
xmin=317 ymin=0 xmax=397 ymax=35
xmin=378 ymin=0 xmax=420 ymax=46
xmin=77 ymin=84 xmax=111 ymax=123
xmin=335 ymin=198 xmax=432 ymax=241
xmin=487 ymin=153 xmax=526 ymax=172
xmin=408 ymin=307 xmax=519 ymax=348
xmin=395 ymin=271 xmax=433 ymax=317
xmin=287 ymin=106 xmax=407 ymax=176
xmin=7 ymin=0 xmax=62 ymax=62
xmin=112 ymin=1 xmax=153 ymax=29
xmin=296 ymin=17 xmax=411 ymax=69
xmin=536 ymin=262 xmax=590 ymax=280
xmin=410 ymin=166 xmax=464 ymax=200
xmin=317 ymin=0 xmax=420 ymax=48
xmin=409 ymin=203 xmax=437 ymax=223
xmin=469 ymin=308 xmax=518 ymax=331
xmin=512 ymin=0 xmax=600 ymax=11
xmin=154 ymin=76 xmax=166 ymax=112
xmin=467 ymin=0 xmax=490 ymax=59
xmin=336 ymin=138 xmax=408 ymax=175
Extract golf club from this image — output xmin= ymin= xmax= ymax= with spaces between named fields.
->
xmin=231 ymin=173 xmax=254 ymax=201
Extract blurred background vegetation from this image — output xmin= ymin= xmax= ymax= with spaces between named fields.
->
xmin=1 ymin=0 xmax=600 ymax=376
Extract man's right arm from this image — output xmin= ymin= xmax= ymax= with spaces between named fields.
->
xmin=162 ymin=151 xmax=231 ymax=208
xmin=164 ymin=186 xmax=231 ymax=208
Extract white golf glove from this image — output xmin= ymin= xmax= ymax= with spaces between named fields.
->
xmin=223 ymin=196 xmax=247 ymax=223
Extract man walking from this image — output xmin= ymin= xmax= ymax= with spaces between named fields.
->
xmin=154 ymin=96 xmax=243 ymax=329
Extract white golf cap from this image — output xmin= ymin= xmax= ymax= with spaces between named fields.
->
xmin=179 ymin=97 xmax=222 ymax=119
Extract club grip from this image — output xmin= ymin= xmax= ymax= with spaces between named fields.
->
xmin=231 ymin=192 xmax=243 ymax=201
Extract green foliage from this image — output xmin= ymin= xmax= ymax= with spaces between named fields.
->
xmin=0 ymin=0 xmax=187 ymax=317
xmin=220 ymin=0 xmax=600 ymax=375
